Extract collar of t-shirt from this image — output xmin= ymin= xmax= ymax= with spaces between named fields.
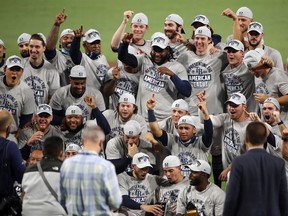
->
xmin=179 ymin=136 xmax=197 ymax=147
xmin=86 ymin=52 xmax=101 ymax=60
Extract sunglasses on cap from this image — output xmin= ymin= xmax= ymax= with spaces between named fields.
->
xmin=194 ymin=15 xmax=206 ymax=22
xmin=137 ymin=155 xmax=149 ymax=163
xmin=229 ymin=40 xmax=240 ymax=47
xmin=38 ymin=104 xmax=51 ymax=111
xmin=153 ymin=36 xmax=165 ymax=44
xmin=8 ymin=57 xmax=22 ymax=64
xmin=87 ymin=31 xmax=100 ymax=38
xmin=249 ymin=22 xmax=262 ymax=29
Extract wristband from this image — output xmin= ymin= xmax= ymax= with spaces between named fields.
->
xmin=54 ymin=22 xmax=60 ymax=27
xmin=148 ymin=109 xmax=156 ymax=122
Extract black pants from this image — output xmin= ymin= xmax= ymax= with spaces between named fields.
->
xmin=212 ymin=154 xmax=223 ymax=188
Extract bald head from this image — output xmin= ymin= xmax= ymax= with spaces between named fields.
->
xmin=0 ymin=110 xmax=13 ymax=133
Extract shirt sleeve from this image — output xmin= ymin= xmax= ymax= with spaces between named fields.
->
xmin=105 ymin=162 xmax=123 ymax=209
xmin=176 ymin=186 xmax=188 ymax=214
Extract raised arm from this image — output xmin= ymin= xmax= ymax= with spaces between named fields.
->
xmin=273 ymin=110 xmax=286 ymax=136
xmin=84 ymin=95 xmax=111 ymax=135
xmin=118 ymin=33 xmax=138 ymax=68
xmin=46 ymin=9 xmax=67 ymax=51
xmin=221 ymin=8 xmax=243 ymax=42
xmin=103 ymin=67 xmax=120 ymax=97
xmin=197 ymin=91 xmax=213 ymax=147
xmin=147 ymin=94 xmax=163 ymax=138
xmin=70 ymin=25 xmax=84 ymax=65
xmin=111 ymin=10 xmax=134 ymax=52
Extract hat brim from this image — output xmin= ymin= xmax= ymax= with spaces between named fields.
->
xmin=7 ymin=64 xmax=23 ymax=69
xmin=37 ymin=111 xmax=52 ymax=115
xmin=225 ymin=99 xmax=242 ymax=105
xmin=248 ymin=29 xmax=263 ymax=34
xmin=136 ymin=162 xmax=153 ymax=169
xmin=69 ymin=76 xmax=87 ymax=79
xmin=191 ymin=21 xmax=207 ymax=26
xmin=151 ymin=43 xmax=167 ymax=49
xmin=224 ymin=46 xmax=242 ymax=51
xmin=86 ymin=38 xmax=101 ymax=43
xmin=186 ymin=164 xmax=210 ymax=175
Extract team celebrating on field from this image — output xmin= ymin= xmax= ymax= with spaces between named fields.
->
xmin=0 ymin=6 xmax=288 ymax=216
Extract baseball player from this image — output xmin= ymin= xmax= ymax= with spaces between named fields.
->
xmin=206 ymin=92 xmax=276 ymax=182
xmin=49 ymin=65 xmax=106 ymax=125
xmin=117 ymin=152 xmax=168 ymax=215
xmin=70 ymin=26 xmax=109 ymax=91
xmin=177 ymin=26 xmax=228 ymax=116
xmin=261 ymin=98 xmax=287 ymax=158
xmin=0 ymin=55 xmax=36 ymax=144
xmin=103 ymin=93 xmax=147 ymax=141
xmin=147 ymin=93 xmax=213 ymax=177
xmin=176 ymin=160 xmax=225 ymax=216
xmin=45 ymin=9 xmax=76 ymax=86
xmin=155 ymin=155 xmax=190 ymax=215
xmin=0 ymin=39 xmax=6 ymax=75
xmin=111 ymin=11 xmax=151 ymax=55
xmin=158 ymin=99 xmax=190 ymax=136
xmin=18 ymin=104 xmax=63 ymax=160
xmin=222 ymin=6 xmax=253 ymax=48
xmin=246 ymin=21 xmax=284 ymax=70
xmin=190 ymin=14 xmax=223 ymax=49
xmin=61 ymin=105 xmax=84 ymax=148
xmin=103 ymin=65 xmax=140 ymax=110
xmin=65 ymin=143 xmax=81 ymax=158
xmin=22 ymin=33 xmax=60 ymax=105
xmin=105 ymin=120 xmax=156 ymax=174
xmin=221 ymin=39 xmax=258 ymax=112
xmin=61 ymin=104 xmax=110 ymax=148
xmin=17 ymin=33 xmax=31 ymax=59
xmin=118 ymin=32 xmax=191 ymax=121
xmin=244 ymin=48 xmax=288 ymax=122
xmin=164 ymin=13 xmax=188 ymax=60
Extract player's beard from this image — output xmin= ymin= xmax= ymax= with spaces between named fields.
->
xmin=150 ymin=52 xmax=169 ymax=65
xmin=67 ymin=121 xmax=84 ymax=133
xmin=248 ymin=39 xmax=261 ymax=48
xmin=21 ymin=50 xmax=30 ymax=58
xmin=190 ymin=176 xmax=201 ymax=186
xmin=164 ymin=30 xmax=177 ymax=40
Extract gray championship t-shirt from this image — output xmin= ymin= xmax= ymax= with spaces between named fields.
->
xmin=176 ymin=182 xmax=225 ymax=216
xmin=0 ymin=78 xmax=36 ymax=133
xmin=22 ymin=60 xmax=60 ymax=105
xmin=136 ymin=55 xmax=189 ymax=121
xmin=49 ymin=85 xmax=105 ymax=122
xmin=221 ymin=62 xmax=258 ymax=112
xmin=177 ymin=50 xmax=228 ymax=116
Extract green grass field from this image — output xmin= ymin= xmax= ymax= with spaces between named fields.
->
xmin=1 ymin=0 xmax=287 ymax=64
